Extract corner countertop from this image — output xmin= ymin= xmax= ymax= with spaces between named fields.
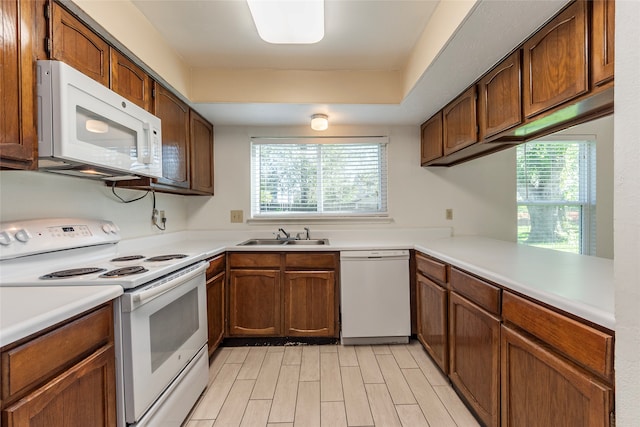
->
xmin=0 ymin=228 xmax=614 ymax=348
xmin=0 ymin=285 xmax=122 ymax=348
xmin=146 ymin=229 xmax=614 ymax=331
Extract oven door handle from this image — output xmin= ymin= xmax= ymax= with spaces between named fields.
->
xmin=128 ymin=261 xmax=208 ymax=310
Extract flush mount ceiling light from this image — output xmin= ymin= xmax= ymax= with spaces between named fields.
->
xmin=247 ymin=0 xmax=324 ymax=44
xmin=311 ymin=114 xmax=328 ymax=131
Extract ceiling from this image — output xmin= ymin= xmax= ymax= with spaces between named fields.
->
xmin=129 ymin=0 xmax=570 ymax=127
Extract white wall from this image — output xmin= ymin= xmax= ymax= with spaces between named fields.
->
xmin=187 ymin=125 xmax=517 ymax=241
xmin=0 ymin=171 xmax=188 ymax=238
xmin=614 ymin=1 xmax=640 ymax=424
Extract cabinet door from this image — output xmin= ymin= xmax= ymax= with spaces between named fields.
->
xmin=501 ymin=325 xmax=612 ymax=427
xmin=189 ymin=110 xmax=215 ymax=195
xmin=443 ymin=86 xmax=477 ymax=156
xmin=591 ymin=0 xmax=615 ymax=87
xmin=109 ymin=48 xmax=152 ymax=111
xmin=206 ymin=272 xmax=225 ymax=355
xmin=154 ymin=83 xmax=190 ymax=189
xmin=283 ymin=271 xmax=336 ymax=337
xmin=0 ymin=0 xmax=37 ymax=170
xmin=478 ymin=50 xmax=522 ymax=140
xmin=522 ymin=0 xmax=588 ymax=118
xmin=50 ymin=3 xmax=109 ymax=86
xmin=416 ymin=273 xmax=448 ymax=373
xmin=2 ymin=345 xmax=116 ymax=427
xmin=449 ymin=291 xmax=500 ymax=427
xmin=228 ymin=269 xmax=281 ymax=336
xmin=420 ymin=112 xmax=443 ymax=165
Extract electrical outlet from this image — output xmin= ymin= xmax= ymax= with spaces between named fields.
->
xmin=446 ymin=208 xmax=453 ymax=220
xmin=230 ymin=210 xmax=244 ymax=223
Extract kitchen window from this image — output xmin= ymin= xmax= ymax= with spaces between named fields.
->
xmin=250 ymin=137 xmax=388 ymax=218
xmin=516 ymin=139 xmax=596 ymax=254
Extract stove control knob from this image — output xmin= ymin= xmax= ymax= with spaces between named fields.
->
xmin=102 ymin=223 xmax=112 ymax=234
xmin=0 ymin=231 xmax=13 ymax=246
xmin=14 ymin=228 xmax=31 ymax=243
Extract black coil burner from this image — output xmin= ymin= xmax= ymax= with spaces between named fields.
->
xmin=100 ymin=266 xmax=149 ymax=278
xmin=111 ymin=255 xmax=145 ymax=262
xmin=145 ymin=254 xmax=188 ymax=262
xmin=40 ymin=267 xmax=107 ymax=280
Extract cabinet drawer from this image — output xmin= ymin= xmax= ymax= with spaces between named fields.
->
xmin=206 ymin=254 xmax=225 ymax=278
xmin=228 ymin=252 xmax=281 ymax=268
xmin=416 ymin=253 xmax=447 ymax=284
xmin=1 ymin=304 xmax=113 ymax=402
xmin=502 ymin=291 xmax=613 ymax=381
xmin=450 ymin=268 xmax=501 ymax=315
xmin=285 ymin=252 xmax=337 ymax=269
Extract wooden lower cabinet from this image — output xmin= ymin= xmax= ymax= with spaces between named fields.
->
xmin=1 ymin=303 xmax=116 ymax=426
xmin=228 ymin=269 xmax=282 ymax=336
xmin=416 ymin=272 xmax=448 ymax=373
xmin=449 ymin=291 xmax=500 ymax=427
xmin=501 ymin=325 xmax=613 ymax=427
xmin=206 ymin=255 xmax=225 ymax=355
xmin=283 ymin=271 xmax=336 ymax=337
xmin=2 ymin=345 xmax=116 ymax=427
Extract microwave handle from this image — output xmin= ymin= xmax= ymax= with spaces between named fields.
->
xmin=138 ymin=122 xmax=153 ymax=164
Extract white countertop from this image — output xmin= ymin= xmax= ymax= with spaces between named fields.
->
xmin=0 ymin=229 xmax=614 ymax=348
xmin=161 ymin=230 xmax=615 ymax=330
xmin=0 ymin=285 xmax=122 ymax=348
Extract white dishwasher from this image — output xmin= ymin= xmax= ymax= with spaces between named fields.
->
xmin=340 ymin=250 xmax=411 ymax=345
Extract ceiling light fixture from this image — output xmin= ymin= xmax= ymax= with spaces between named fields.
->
xmin=247 ymin=0 xmax=324 ymax=44
xmin=311 ymin=114 xmax=328 ymax=131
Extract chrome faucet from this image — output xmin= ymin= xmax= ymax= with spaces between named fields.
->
xmin=296 ymin=227 xmax=311 ymax=240
xmin=276 ymin=228 xmax=290 ymax=240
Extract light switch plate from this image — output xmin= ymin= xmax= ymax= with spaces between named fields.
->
xmin=230 ymin=210 xmax=244 ymax=223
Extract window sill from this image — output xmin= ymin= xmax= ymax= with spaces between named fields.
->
xmin=247 ymin=216 xmax=394 ymax=225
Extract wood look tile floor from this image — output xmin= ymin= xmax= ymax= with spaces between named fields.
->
xmin=184 ymin=341 xmax=480 ymax=427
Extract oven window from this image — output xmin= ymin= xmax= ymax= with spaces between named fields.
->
xmin=149 ymin=288 xmax=199 ymax=372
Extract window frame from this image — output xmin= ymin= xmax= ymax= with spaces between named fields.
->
xmin=516 ymin=138 xmax=596 ymax=255
xmin=249 ymin=136 xmax=389 ymax=220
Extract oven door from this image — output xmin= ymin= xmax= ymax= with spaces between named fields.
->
xmin=120 ymin=261 xmax=208 ymax=423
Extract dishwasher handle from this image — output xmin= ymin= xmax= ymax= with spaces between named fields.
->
xmin=340 ymin=250 xmax=410 ymax=260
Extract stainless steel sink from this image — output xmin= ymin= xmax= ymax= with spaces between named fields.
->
xmin=237 ymin=239 xmax=287 ymax=246
xmin=237 ymin=238 xmax=329 ymax=246
xmin=283 ymin=239 xmax=329 ymax=245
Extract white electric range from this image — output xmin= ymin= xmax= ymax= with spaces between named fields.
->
xmin=0 ymin=218 xmax=210 ymax=427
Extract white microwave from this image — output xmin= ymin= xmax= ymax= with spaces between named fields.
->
xmin=37 ymin=60 xmax=162 ymax=181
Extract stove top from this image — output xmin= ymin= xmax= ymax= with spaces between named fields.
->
xmin=0 ymin=219 xmax=204 ymax=290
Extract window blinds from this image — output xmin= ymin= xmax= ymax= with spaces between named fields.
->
xmin=251 ymin=137 xmax=388 ymax=217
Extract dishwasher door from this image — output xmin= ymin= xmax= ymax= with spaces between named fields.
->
xmin=340 ymin=250 xmax=410 ymax=345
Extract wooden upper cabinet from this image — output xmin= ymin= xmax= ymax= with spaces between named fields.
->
xmin=522 ymin=0 xmax=588 ymax=118
xmin=420 ymin=112 xmax=443 ymax=165
xmin=478 ymin=50 xmax=522 ymax=140
xmin=109 ymin=48 xmax=152 ymax=111
xmin=189 ymin=111 xmax=215 ymax=195
xmin=50 ymin=3 xmax=109 ymax=86
xmin=443 ymin=86 xmax=478 ymax=156
xmin=154 ymin=83 xmax=190 ymax=189
xmin=592 ymin=0 xmax=615 ymax=87
xmin=501 ymin=325 xmax=612 ymax=427
xmin=0 ymin=0 xmax=37 ymax=170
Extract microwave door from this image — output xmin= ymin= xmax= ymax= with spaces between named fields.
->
xmin=59 ymin=81 xmax=162 ymax=178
